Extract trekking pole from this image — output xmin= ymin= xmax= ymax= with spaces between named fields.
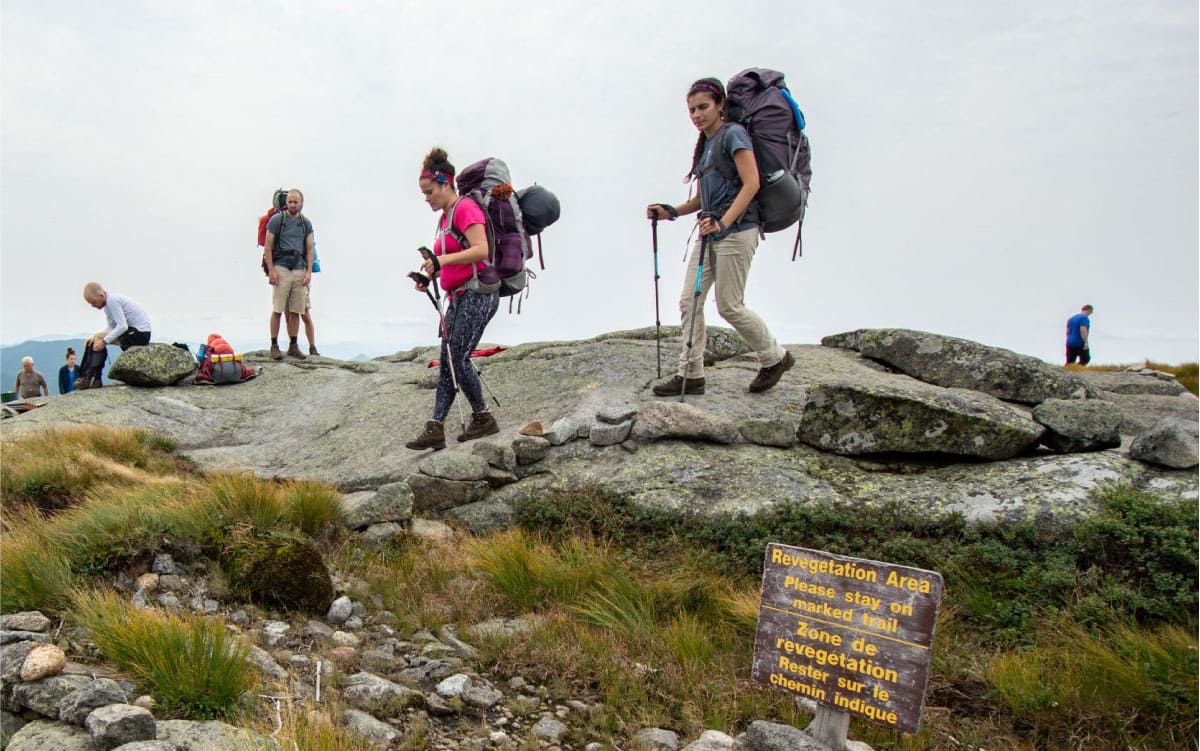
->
xmin=681 ymin=217 xmax=713 ymax=402
xmin=472 ymin=361 xmax=502 ymax=408
xmin=410 ymin=262 xmax=467 ymax=433
xmin=651 ymin=217 xmax=662 ymax=379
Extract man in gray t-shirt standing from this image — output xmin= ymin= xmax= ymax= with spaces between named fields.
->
xmin=262 ymin=189 xmax=314 ymax=360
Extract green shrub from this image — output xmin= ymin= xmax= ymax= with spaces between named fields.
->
xmin=70 ymin=589 xmax=257 ymax=720
xmin=281 ymin=481 xmax=344 ymax=538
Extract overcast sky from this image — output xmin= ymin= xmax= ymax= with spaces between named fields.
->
xmin=3 ymin=0 xmax=1196 ymax=365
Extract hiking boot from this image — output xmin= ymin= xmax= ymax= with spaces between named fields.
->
xmin=457 ymin=411 xmax=499 ymax=443
xmin=405 ymin=420 xmax=446 ymax=451
xmin=652 ymin=375 xmax=706 ymax=396
xmin=270 ymin=343 xmax=284 ymax=361
xmin=286 ymin=343 xmax=307 ymax=359
xmin=308 ymin=346 xmax=321 ymax=356
xmin=748 ymin=350 xmax=795 ymax=393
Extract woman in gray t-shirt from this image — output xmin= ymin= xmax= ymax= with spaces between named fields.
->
xmin=646 ymin=77 xmax=793 ymax=397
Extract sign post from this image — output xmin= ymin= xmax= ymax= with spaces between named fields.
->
xmin=751 ymin=544 xmax=944 ymax=747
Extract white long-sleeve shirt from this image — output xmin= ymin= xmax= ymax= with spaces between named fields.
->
xmin=102 ymin=292 xmax=152 ymax=344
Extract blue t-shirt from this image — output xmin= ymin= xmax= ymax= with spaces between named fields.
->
xmin=1066 ymin=313 xmax=1091 ymax=347
xmin=694 ymin=123 xmax=757 ymax=234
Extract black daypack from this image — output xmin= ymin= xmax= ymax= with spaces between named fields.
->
xmin=716 ymin=68 xmax=811 ymax=259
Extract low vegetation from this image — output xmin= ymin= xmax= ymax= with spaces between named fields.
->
xmin=1067 ymin=360 xmax=1199 ymax=396
xmin=70 ymin=589 xmax=257 ymax=721
xmin=1 ymin=425 xmax=1195 ymax=750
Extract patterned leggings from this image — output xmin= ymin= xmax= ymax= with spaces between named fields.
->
xmin=433 ymin=290 xmax=499 ymax=422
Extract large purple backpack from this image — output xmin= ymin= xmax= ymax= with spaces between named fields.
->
xmin=450 ymin=158 xmax=560 ymax=309
xmin=718 ymin=68 xmax=812 ymax=259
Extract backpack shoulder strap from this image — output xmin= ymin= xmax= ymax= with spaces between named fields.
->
xmin=709 ymin=124 xmax=738 ymax=181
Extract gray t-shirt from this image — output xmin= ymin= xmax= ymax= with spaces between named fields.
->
xmin=266 ymin=212 xmax=313 ymax=270
xmin=15 ymin=370 xmax=48 ymax=398
xmin=694 ymin=122 xmax=758 ymax=234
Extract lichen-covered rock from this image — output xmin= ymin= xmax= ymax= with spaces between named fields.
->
xmin=822 ymin=328 xmax=1097 ymax=404
xmin=419 ymin=452 xmax=490 ymax=482
xmin=107 ymin=344 xmax=197 ymax=387
xmin=6 ymin=719 xmax=103 ymax=751
xmin=1032 ymin=399 xmax=1123 ymax=453
xmin=1076 ymin=369 xmax=1187 ymax=395
xmin=735 ymin=720 xmax=825 ymax=751
xmin=544 ymin=417 xmax=578 ymax=446
xmin=738 ymin=419 xmax=797 ymax=448
xmin=342 ymin=709 xmax=400 ymax=746
xmin=797 ymin=382 xmax=1044 ymax=459
xmin=634 ymin=727 xmax=679 ymax=751
xmin=0 ymin=614 xmax=51 ymax=634
xmin=11 ymin=675 xmax=91 ymax=718
xmin=342 ymin=672 xmax=423 ymax=715
xmin=1128 ymin=416 xmax=1199 ymax=469
xmin=472 ymin=440 xmax=517 ymax=471
xmin=512 ymin=436 xmax=551 ymax=465
xmin=84 ymin=703 xmax=156 ymax=747
xmin=220 ymin=529 xmax=333 ymax=614
xmin=341 ymin=482 xmax=413 ymax=530
xmin=631 ymin=402 xmax=739 ymax=445
xmin=590 ymin=420 xmax=632 ymax=446
xmin=58 ymin=679 xmax=128 ymax=726
xmin=154 ymin=719 xmax=274 ymax=750
xmin=407 ymin=474 xmax=490 ymax=513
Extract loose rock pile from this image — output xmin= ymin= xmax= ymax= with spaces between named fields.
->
xmin=0 ymin=553 xmax=874 ymax=751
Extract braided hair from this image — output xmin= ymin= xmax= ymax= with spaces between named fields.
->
xmin=686 ymin=77 xmax=726 ymax=179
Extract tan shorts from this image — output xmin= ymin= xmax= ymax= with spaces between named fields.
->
xmin=272 ymin=266 xmax=308 ymax=315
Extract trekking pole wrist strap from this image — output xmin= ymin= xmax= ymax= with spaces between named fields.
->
xmin=662 ymin=204 xmax=679 ymax=220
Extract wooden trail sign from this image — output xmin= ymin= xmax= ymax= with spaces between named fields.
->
xmin=751 ymin=544 xmax=944 ymax=735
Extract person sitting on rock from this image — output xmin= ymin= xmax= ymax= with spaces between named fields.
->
xmin=83 ymin=282 xmax=152 ymax=352
xmin=14 ymin=356 xmax=49 ymax=399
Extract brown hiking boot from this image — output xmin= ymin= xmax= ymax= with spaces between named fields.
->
xmin=270 ymin=343 xmax=284 ymax=361
xmin=457 ymin=411 xmax=499 ymax=442
xmin=405 ymin=420 xmax=446 ymax=451
xmin=748 ymin=350 xmax=795 ymax=393
xmin=652 ymin=375 xmax=705 ymax=396
xmin=286 ymin=343 xmax=307 ymax=359
xmin=308 ymin=346 xmax=321 ymax=356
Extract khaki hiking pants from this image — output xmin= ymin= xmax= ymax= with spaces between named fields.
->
xmin=676 ymin=227 xmax=784 ymax=379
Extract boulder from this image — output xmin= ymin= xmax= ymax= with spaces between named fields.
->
xmin=107 ymin=344 xmax=197 ymax=387
xmin=512 ymin=436 xmax=551 ymax=465
xmin=822 ymin=328 xmax=1097 ymax=404
xmin=6 ymin=720 xmax=103 ymax=751
xmin=342 ymin=709 xmax=400 ymax=747
xmin=407 ymin=474 xmax=491 ymax=513
xmin=1076 ymin=369 xmax=1187 ymax=395
xmin=1032 ymin=399 xmax=1124 ymax=453
xmin=738 ymin=419 xmax=798 ymax=448
xmin=735 ymin=720 xmax=825 ymax=751
xmin=544 ymin=417 xmax=578 ymax=446
xmin=1128 ymin=417 xmax=1199 ymax=469
xmin=634 ymin=728 xmax=680 ymax=751
xmin=797 ymin=382 xmax=1044 ymax=460
xmin=684 ymin=730 xmax=736 ymax=751
xmin=472 ymin=440 xmax=517 ymax=471
xmin=154 ymin=719 xmax=273 ymax=750
xmin=630 ymin=402 xmax=740 ymax=445
xmin=590 ymin=421 xmax=632 ymax=446
xmin=340 ymin=482 xmax=414 ymax=530
xmin=84 ymin=703 xmax=156 ymax=747
xmin=11 ymin=675 xmax=91 ymax=718
xmin=58 ymin=679 xmax=128 ymax=726
xmin=342 ymin=672 xmax=423 ymax=715
xmin=419 ymin=452 xmax=490 ymax=482
xmin=19 ymin=644 xmax=65 ymax=682
xmin=0 ymin=614 xmax=51 ymax=634
xmin=533 ymin=718 xmax=570 ymax=743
